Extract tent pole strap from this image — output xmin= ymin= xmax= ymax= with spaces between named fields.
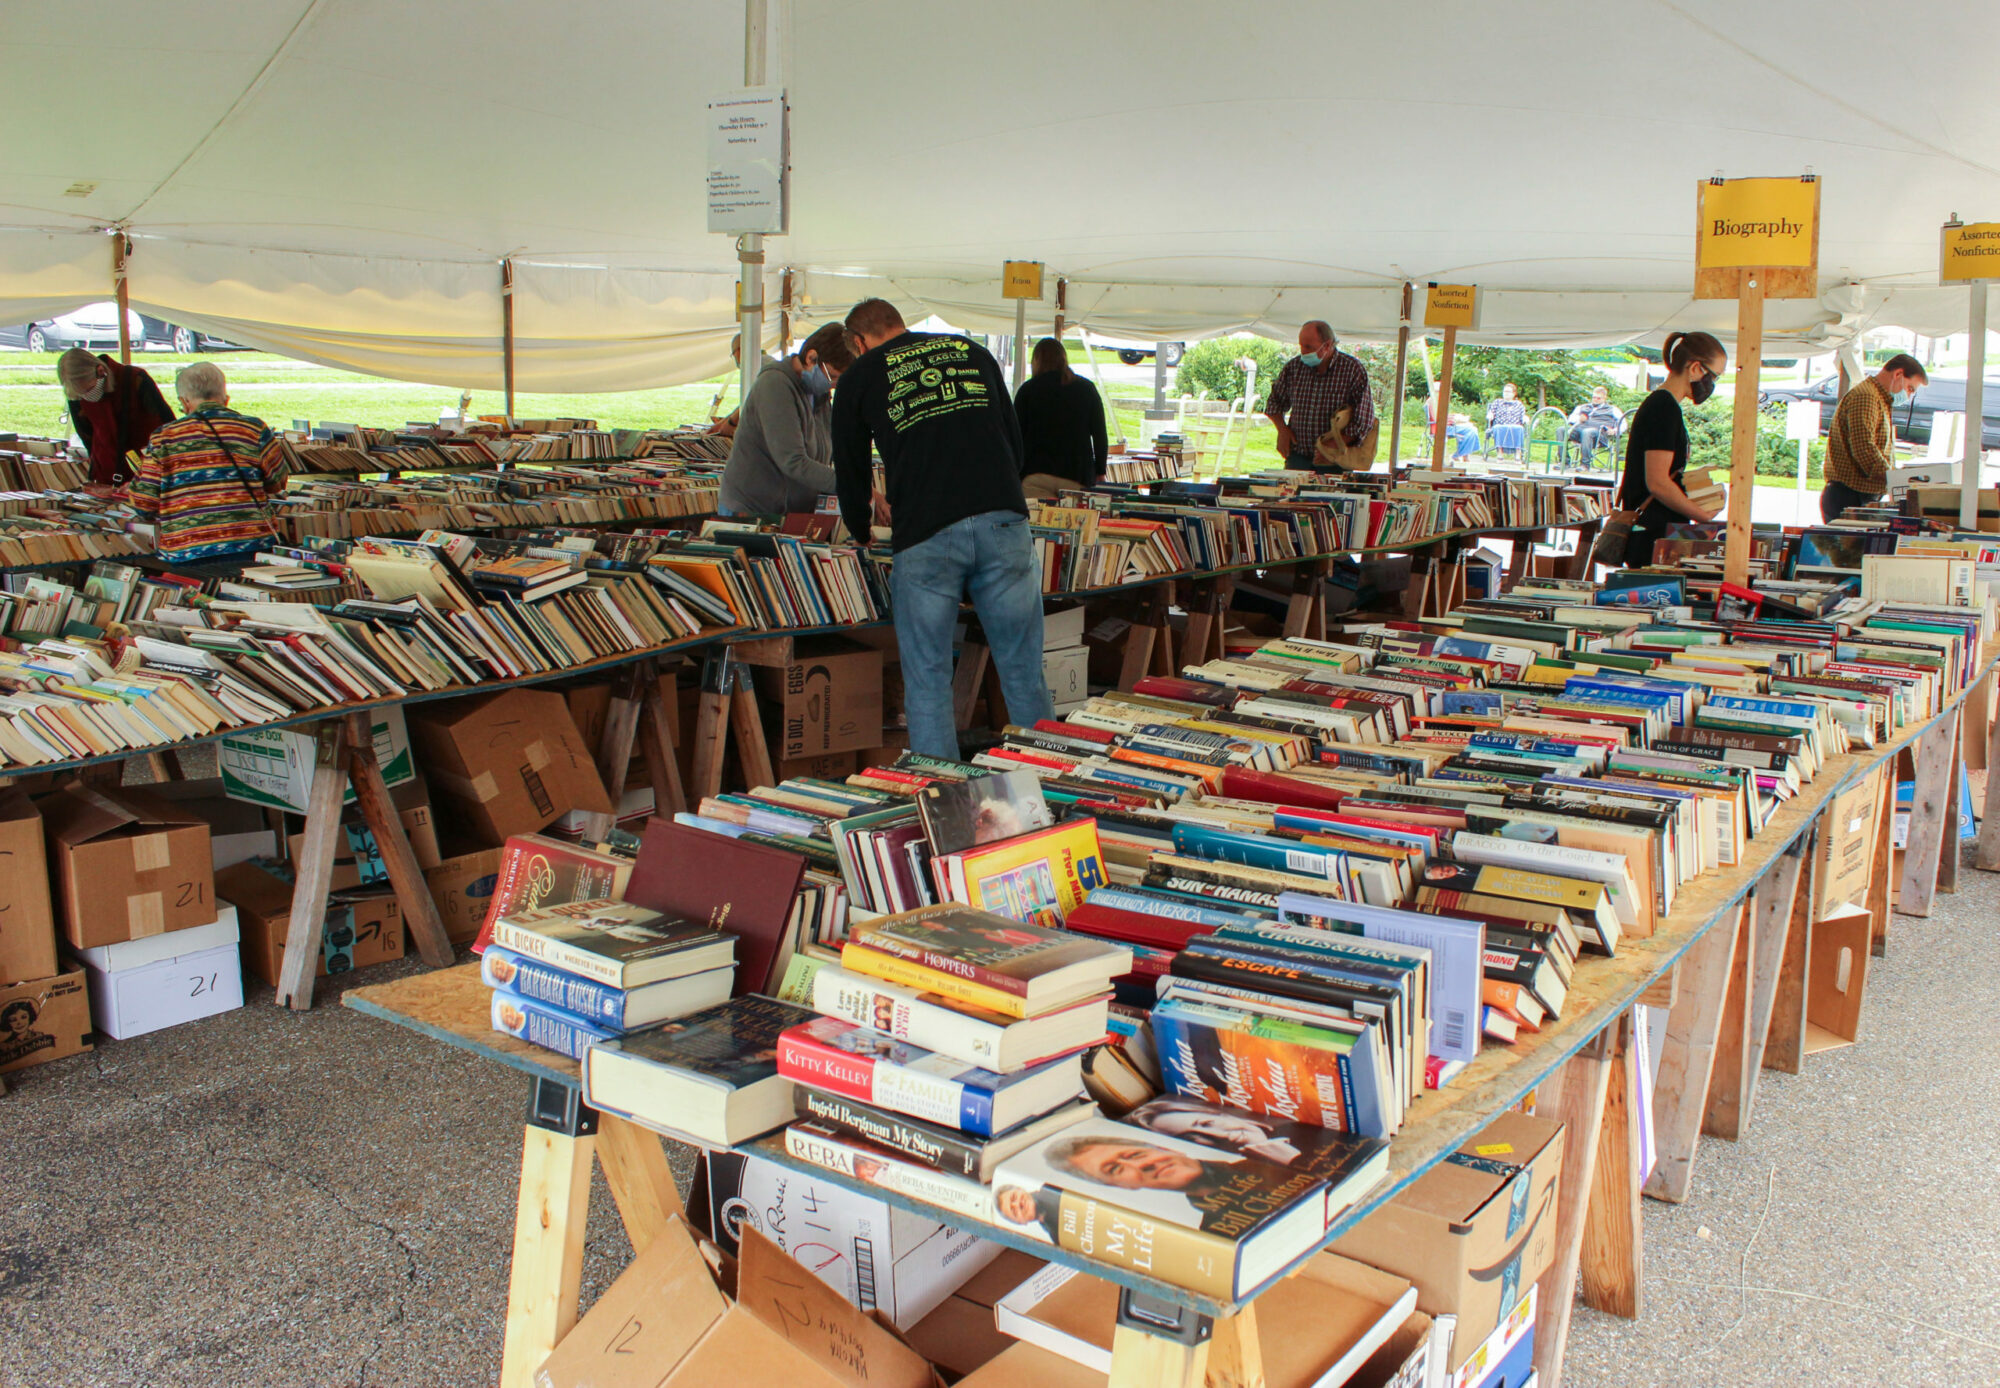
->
xmin=112 ymin=234 xmax=132 ymax=368
xmin=1388 ymin=281 xmax=1412 ymax=469
xmin=501 ymin=257 xmax=516 ymax=422
xmin=1961 ymin=280 xmax=1988 ymax=529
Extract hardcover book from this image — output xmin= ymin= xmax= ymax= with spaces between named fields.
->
xmin=842 ymin=904 xmax=1131 ymax=1017
xmin=470 ymin=832 xmax=635 ymax=955
xmin=481 ymin=944 xmax=735 ymax=1031
xmin=582 ymin=994 xmax=819 ymax=1146
xmin=488 ymin=898 xmax=735 ymax=988
xmin=791 ymin=1085 xmax=1098 ymax=1182
xmin=916 ymin=768 xmax=1055 ymax=855
xmin=990 ymin=1115 xmax=1331 ymax=1300
xmin=625 ymin=819 xmax=809 ymax=995
xmin=932 ymin=818 xmax=1109 ymax=930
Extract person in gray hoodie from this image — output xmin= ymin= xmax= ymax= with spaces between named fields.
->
xmin=718 ymin=323 xmax=855 ymax=516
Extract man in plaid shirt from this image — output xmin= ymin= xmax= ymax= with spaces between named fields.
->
xmin=1265 ymin=321 xmax=1375 ymax=470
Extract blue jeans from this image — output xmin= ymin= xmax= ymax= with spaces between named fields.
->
xmin=891 ymin=510 xmax=1054 ymax=759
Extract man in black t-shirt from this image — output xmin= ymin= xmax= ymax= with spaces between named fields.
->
xmin=832 ymin=299 xmax=1055 ymax=758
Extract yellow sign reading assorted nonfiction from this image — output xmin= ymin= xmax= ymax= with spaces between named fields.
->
xmin=1423 ymin=282 xmax=1480 ymax=329
xmin=1002 ymin=261 xmax=1045 ymax=301
xmin=1696 ymin=177 xmax=1819 ymax=270
xmin=1940 ymin=223 xmax=2000 ymax=283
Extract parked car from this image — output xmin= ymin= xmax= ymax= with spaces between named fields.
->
xmin=1114 ymin=342 xmax=1185 ymax=366
xmin=137 ymin=315 xmax=247 ymax=354
xmin=0 ymin=301 xmax=145 ymax=353
xmin=1762 ymin=374 xmax=2000 ymax=450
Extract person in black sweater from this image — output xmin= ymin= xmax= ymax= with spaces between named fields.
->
xmin=1619 ymin=330 xmax=1727 ymax=566
xmin=832 ymin=299 xmax=1054 ymax=759
xmin=1014 ymin=338 xmax=1108 ymax=498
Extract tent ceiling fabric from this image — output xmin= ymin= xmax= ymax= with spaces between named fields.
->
xmin=3 ymin=0 xmax=1998 ymax=388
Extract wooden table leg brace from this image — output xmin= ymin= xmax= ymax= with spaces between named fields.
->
xmin=1530 ymin=1020 xmax=1629 ymax=1387
xmin=1645 ymin=903 xmax=1748 ymax=1204
xmin=1105 ymin=1288 xmax=1264 ymax=1388
xmin=500 ymin=1078 xmax=686 ymax=1388
xmin=1897 ymin=706 xmax=1962 ymax=918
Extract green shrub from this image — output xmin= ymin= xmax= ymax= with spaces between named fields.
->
xmin=1175 ymin=336 xmax=1293 ymax=409
xmin=1684 ymin=400 xmax=1825 ymax=480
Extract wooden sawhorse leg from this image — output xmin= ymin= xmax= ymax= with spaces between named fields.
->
xmin=1760 ymin=830 xmax=1820 ymax=1076
xmin=1645 ymin=903 xmax=1747 ymax=1204
xmin=952 ymin=640 xmax=991 ymax=733
xmin=344 ymin=712 xmax=454 ymax=969
xmin=1105 ymin=1291 xmax=1261 ymax=1388
xmin=500 ymin=1078 xmax=686 ymax=1388
xmin=688 ymin=649 xmax=776 ymax=799
xmin=1530 ymin=1020 xmax=1630 ymax=1387
xmin=578 ymin=663 xmax=647 ymax=841
xmin=1898 ymin=706 xmax=1962 ymax=918
xmin=1281 ymin=560 xmax=1331 ymax=640
xmin=1561 ymin=519 xmax=1602 ymax=580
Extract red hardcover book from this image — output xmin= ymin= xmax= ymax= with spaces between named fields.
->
xmin=1216 ymin=766 xmax=1348 ymax=811
xmin=624 ymin=820 xmax=807 ymax=995
xmin=470 ymin=833 xmax=635 ymax=954
xmin=1036 ymin=719 xmax=1114 ymax=743
xmin=1063 ymin=901 xmax=1208 ymax=953
xmin=1131 ymin=676 xmax=1232 ymax=707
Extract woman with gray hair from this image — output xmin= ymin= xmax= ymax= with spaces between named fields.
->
xmin=127 ymin=363 xmax=286 ymax=565
xmin=56 ymin=346 xmax=174 ymax=486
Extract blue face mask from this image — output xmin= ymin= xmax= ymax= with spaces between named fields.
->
xmin=800 ymin=363 xmax=832 ymax=398
xmin=1299 ymin=352 xmax=1322 ymax=369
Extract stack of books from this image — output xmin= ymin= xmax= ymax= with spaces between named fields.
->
xmin=483 ymin=896 xmax=736 ymax=1060
xmin=767 ymin=903 xmax=1129 ymax=1225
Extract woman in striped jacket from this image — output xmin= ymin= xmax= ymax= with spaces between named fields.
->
xmin=128 ymin=362 xmax=285 ymax=565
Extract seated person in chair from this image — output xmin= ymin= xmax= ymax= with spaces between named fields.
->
xmin=1426 ymin=386 xmax=1481 ymax=459
xmin=1485 ymin=382 xmax=1528 ymax=458
xmin=1562 ymin=386 xmax=1624 ymax=466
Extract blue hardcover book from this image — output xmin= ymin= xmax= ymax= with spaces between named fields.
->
xmin=1440 ymin=691 xmax=1503 ymax=716
xmin=484 ymin=946 xmax=736 ymax=1032
xmin=1169 ymin=823 xmax=1345 ymax=883
xmin=671 ymin=812 xmax=755 ymax=838
xmin=1085 ymin=886 xmax=1272 ymax=928
xmin=1150 ymin=994 xmax=1374 ymax=1136
xmin=491 ymin=990 xmax=619 ymax=1061
xmin=1705 ymin=694 xmax=1821 ymax=721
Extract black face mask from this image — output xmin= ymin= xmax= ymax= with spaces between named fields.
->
xmin=1688 ymin=371 xmax=1716 ymax=405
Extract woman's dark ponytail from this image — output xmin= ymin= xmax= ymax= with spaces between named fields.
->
xmin=1663 ymin=330 xmax=1725 ymax=374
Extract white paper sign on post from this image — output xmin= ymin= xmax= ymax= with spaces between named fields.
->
xmin=707 ymin=87 xmax=788 ymax=234
xmin=1785 ymin=398 xmax=1820 ymax=442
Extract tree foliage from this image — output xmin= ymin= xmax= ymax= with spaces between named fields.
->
xmin=1174 ymin=336 xmax=1293 ymax=409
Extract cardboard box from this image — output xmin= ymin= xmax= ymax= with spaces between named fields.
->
xmin=39 ymin=786 xmax=215 ymax=950
xmin=754 ymin=638 xmax=884 ymax=759
xmin=0 ymin=971 xmax=92 ymax=1075
xmin=1817 ymin=764 xmax=1886 ymax=919
xmin=956 ymin=1344 xmax=1108 ymax=1388
xmin=859 ymin=734 xmax=912 ymax=770
xmin=72 ymin=906 xmax=239 ymax=975
xmin=406 ymin=687 xmax=610 ymax=844
xmin=553 ymin=784 xmax=654 ymax=836
xmin=704 ymin=1150 xmax=999 ymax=1330
xmin=0 ymin=789 xmax=58 ymax=985
xmin=1450 ymin=1284 xmax=1535 ymax=1388
xmin=217 ymin=706 xmax=415 ymax=813
xmin=1042 ymin=645 xmax=1089 ymax=708
xmin=425 ymin=844 xmax=505 ymax=944
xmin=217 ymin=862 xmax=406 ymax=987
xmin=288 ymin=799 xmax=442 ymax=892
xmin=902 ymin=1249 xmax=1046 ymax=1379
xmin=773 ymin=750 xmax=859 ymax=783
xmin=1043 ymin=604 xmax=1088 ymax=652
xmin=80 ymin=939 xmax=244 ymax=1040
xmin=534 ymin=1216 xmax=935 ymax=1388
xmin=146 ymin=779 xmax=279 ymax=868
xmin=1332 ymin=1112 xmax=1564 ymax=1374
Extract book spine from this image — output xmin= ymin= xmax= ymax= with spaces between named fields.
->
xmin=1044 ymin=1190 xmax=1239 ymax=1301
xmin=849 ymin=929 xmax=1033 ymax=998
xmin=839 ymin=943 xmax=1029 ymax=1019
xmin=489 ymin=993 xmax=614 ymax=1061
xmin=783 ymin=1124 xmax=996 ymax=1222
xmin=792 ymin=1087 xmax=985 ymax=1179
xmin=807 ymin=966 xmax=1010 ymax=1070
xmin=488 ymin=921 xmax=623 ymax=986
xmin=774 ymin=1027 xmax=995 ymax=1134
xmin=481 ymin=947 xmax=627 ymax=1029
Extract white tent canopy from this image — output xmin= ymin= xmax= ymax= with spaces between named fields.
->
xmin=5 ymin=0 xmax=1999 ymax=390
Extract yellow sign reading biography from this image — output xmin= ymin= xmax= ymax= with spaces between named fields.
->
xmin=1696 ymin=177 xmax=1819 ymax=270
xmin=1941 ymin=223 xmax=2000 ymax=283
xmin=1001 ymin=261 xmax=1045 ymax=301
xmin=1423 ymin=282 xmax=1480 ymax=329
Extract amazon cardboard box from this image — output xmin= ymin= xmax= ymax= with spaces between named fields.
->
xmin=0 ymin=790 xmax=58 ymax=985
xmin=406 ymin=687 xmax=610 ymax=844
xmin=0 ymin=970 xmax=92 ymax=1076
xmin=38 ymin=786 xmax=214 ymax=950
xmin=533 ymin=1216 xmax=936 ymax=1388
xmin=754 ymin=637 xmax=882 ymax=759
xmin=217 ymin=861 xmax=405 ymax=987
xmin=1331 ymin=1111 xmax=1563 ymax=1374
xmin=425 ymin=844 xmax=505 ymax=944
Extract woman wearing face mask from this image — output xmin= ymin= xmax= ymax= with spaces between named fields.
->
xmin=57 ymin=346 xmax=175 ymax=487
xmin=1619 ymin=331 xmax=1727 ymax=566
xmin=717 ymin=322 xmax=854 ymax=517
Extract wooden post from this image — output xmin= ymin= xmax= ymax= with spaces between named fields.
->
xmin=1722 ymin=275 xmax=1765 ymax=588
xmin=690 ymin=650 xmax=734 ymax=800
xmin=500 ymin=1124 xmax=596 ymax=1388
xmin=1205 ymin=1307 xmax=1264 ymax=1388
xmin=501 ymin=257 xmax=517 ymax=422
xmin=1644 ymin=903 xmax=1745 ymax=1203
xmin=1429 ymin=325 xmax=1457 ymax=469
xmin=344 ymin=712 xmax=455 ymax=969
xmin=1751 ymin=833 xmax=1814 ymax=1081
xmin=1053 ymin=276 xmax=1068 ymax=339
xmin=1388 ymin=282 xmax=1413 ymax=469
xmin=1528 ymin=1024 xmax=1618 ymax=1386
xmin=595 ymin=1112 xmax=685 ymax=1254
xmin=274 ymin=721 xmax=349 ymax=1011
xmin=952 ymin=641 xmax=992 ymax=731
xmin=1107 ymin=1325 xmax=1209 ymax=1388
xmin=1897 ymin=706 xmax=1962 ymax=917
xmin=1700 ymin=899 xmax=1758 ymax=1141
xmin=635 ymin=663 xmax=688 ymax=818
xmin=112 ymin=233 xmax=133 ymax=366
xmin=727 ymin=673 xmax=776 ymax=791
xmin=1977 ymin=675 xmax=2000 ymax=870
xmin=579 ymin=665 xmax=645 ymax=841
xmin=1580 ymin=1016 xmax=1645 ymax=1321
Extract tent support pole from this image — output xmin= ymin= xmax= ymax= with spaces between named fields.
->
xmin=1053 ymin=277 xmax=1067 ymax=340
xmin=1961 ymin=280 xmax=1988 ymax=528
xmin=1011 ymin=298 xmax=1028 ymax=392
xmin=501 ymin=257 xmax=517 ymax=421
xmin=1723 ymin=275 xmax=1765 ymax=588
xmin=1388 ymin=282 xmax=1412 ymax=469
xmin=738 ymin=0 xmax=769 ymax=408
xmin=1430 ymin=325 xmax=1457 ymax=470
xmin=112 ymin=234 xmax=132 ymax=368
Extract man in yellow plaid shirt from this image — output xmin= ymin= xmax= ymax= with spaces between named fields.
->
xmin=1821 ymin=353 xmax=1927 ymax=521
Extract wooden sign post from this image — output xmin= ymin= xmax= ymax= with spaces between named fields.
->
xmin=1694 ymin=176 xmax=1820 ymax=587
xmin=1424 ymin=283 xmax=1479 ymax=470
xmin=1002 ymin=260 xmax=1045 ymax=392
xmin=1939 ymin=219 xmax=1998 ymax=529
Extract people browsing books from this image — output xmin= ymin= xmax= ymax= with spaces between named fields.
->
xmin=58 ymin=346 xmax=174 ymax=486
xmin=1618 ymin=331 xmax=1727 ymax=566
xmin=833 ymin=298 xmax=1055 ymax=758
xmin=1014 ymin=337 xmax=1109 ymax=498
xmin=127 ymin=363 xmax=286 ymax=566
xmin=718 ymin=324 xmax=855 ymax=519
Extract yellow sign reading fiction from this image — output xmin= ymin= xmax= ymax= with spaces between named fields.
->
xmin=1696 ymin=177 xmax=1819 ymax=270
xmin=1002 ymin=261 xmax=1045 ymax=301
xmin=1941 ymin=223 xmax=2000 ymax=283
xmin=1423 ymin=282 xmax=1480 ymax=329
